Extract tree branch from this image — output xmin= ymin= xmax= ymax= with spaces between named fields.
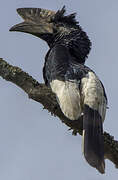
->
xmin=0 ymin=57 xmax=118 ymax=169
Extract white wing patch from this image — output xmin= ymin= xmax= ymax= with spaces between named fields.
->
xmin=81 ymin=72 xmax=107 ymax=122
xmin=50 ymin=80 xmax=82 ymax=120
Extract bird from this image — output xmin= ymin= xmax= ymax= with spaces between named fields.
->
xmin=9 ymin=6 xmax=107 ymax=174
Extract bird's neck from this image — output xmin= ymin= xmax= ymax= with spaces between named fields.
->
xmin=49 ymin=28 xmax=91 ymax=64
xmin=52 ymin=29 xmax=79 ymax=46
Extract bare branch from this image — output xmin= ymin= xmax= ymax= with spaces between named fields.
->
xmin=0 ymin=57 xmax=118 ymax=169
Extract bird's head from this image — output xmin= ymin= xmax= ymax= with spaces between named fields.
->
xmin=10 ymin=6 xmax=91 ymax=62
xmin=10 ymin=6 xmax=80 ymax=45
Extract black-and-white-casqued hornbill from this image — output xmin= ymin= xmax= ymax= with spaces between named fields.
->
xmin=10 ymin=6 xmax=107 ymax=174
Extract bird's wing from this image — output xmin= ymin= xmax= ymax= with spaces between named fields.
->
xmin=43 ymin=44 xmax=83 ymax=120
xmin=80 ymin=69 xmax=107 ymax=173
xmin=43 ymin=44 xmax=70 ymax=85
xmin=68 ymin=61 xmax=107 ymax=173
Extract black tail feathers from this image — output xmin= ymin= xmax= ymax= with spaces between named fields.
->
xmin=83 ymin=104 xmax=105 ymax=174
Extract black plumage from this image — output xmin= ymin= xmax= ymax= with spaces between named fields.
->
xmin=10 ymin=6 xmax=107 ymax=174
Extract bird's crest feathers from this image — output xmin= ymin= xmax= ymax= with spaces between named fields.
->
xmin=53 ymin=6 xmax=78 ymax=25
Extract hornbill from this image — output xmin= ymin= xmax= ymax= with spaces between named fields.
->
xmin=10 ymin=6 xmax=107 ymax=174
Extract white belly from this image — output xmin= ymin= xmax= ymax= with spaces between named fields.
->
xmin=50 ymin=80 xmax=82 ymax=120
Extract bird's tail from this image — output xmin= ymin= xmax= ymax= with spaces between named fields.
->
xmin=83 ymin=104 xmax=105 ymax=174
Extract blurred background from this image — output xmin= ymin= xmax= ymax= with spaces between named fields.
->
xmin=0 ymin=0 xmax=118 ymax=179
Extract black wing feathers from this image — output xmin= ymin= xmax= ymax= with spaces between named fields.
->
xmin=43 ymin=44 xmax=69 ymax=85
xmin=43 ymin=44 xmax=91 ymax=85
